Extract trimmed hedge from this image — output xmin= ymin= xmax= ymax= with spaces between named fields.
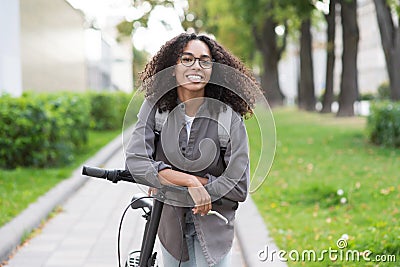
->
xmin=0 ymin=96 xmax=52 ymax=168
xmin=0 ymin=91 xmax=134 ymax=169
xmin=367 ymin=101 xmax=400 ymax=148
xmin=37 ymin=93 xmax=91 ymax=164
xmin=89 ymin=91 xmax=132 ymax=130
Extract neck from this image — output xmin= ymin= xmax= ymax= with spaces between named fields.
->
xmin=177 ymin=88 xmax=204 ymax=116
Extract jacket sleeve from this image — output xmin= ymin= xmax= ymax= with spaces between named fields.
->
xmin=125 ymin=99 xmax=171 ymax=188
xmin=204 ymin=115 xmax=250 ymax=202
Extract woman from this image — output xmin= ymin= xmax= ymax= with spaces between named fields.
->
xmin=125 ymin=33 xmax=260 ymax=266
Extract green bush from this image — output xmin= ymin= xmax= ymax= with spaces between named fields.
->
xmin=0 ymin=91 xmax=136 ymax=169
xmin=367 ymin=101 xmax=400 ymax=147
xmin=115 ymin=91 xmax=135 ymax=124
xmin=0 ymin=96 xmax=51 ymax=168
xmin=377 ymin=81 xmax=391 ymax=100
xmin=89 ymin=91 xmax=132 ymax=130
xmin=0 ymin=93 xmax=91 ymax=168
xmin=37 ymin=92 xmax=90 ymax=164
xmin=359 ymin=92 xmax=375 ymax=101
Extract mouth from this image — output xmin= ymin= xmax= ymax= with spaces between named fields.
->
xmin=186 ymin=74 xmax=204 ymax=83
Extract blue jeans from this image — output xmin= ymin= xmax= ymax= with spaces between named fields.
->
xmin=160 ymin=223 xmax=231 ymax=267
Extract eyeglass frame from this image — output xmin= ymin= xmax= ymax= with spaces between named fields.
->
xmin=179 ymin=52 xmax=214 ymax=69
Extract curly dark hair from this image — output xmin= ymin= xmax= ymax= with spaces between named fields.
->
xmin=139 ymin=33 xmax=261 ymax=118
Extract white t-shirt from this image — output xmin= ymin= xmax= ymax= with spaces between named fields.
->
xmin=184 ymin=114 xmax=195 ymax=143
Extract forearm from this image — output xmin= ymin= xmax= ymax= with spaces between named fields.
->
xmin=158 ymin=169 xmax=206 ymax=187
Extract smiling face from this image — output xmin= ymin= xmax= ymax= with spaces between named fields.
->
xmin=175 ymin=40 xmax=212 ymax=101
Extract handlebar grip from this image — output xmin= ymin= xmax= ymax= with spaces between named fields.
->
xmin=82 ymin=166 xmax=108 ymax=178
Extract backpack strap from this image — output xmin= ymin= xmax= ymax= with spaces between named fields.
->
xmin=153 ymin=109 xmax=168 ymax=158
xmin=154 ymin=109 xmax=169 ymax=134
xmin=217 ymin=106 xmax=232 ymax=149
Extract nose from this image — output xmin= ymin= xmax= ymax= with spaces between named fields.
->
xmin=191 ymin=58 xmax=202 ymax=69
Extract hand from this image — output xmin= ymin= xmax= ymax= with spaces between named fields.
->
xmin=148 ymin=187 xmax=158 ymax=196
xmin=188 ymin=179 xmax=212 ymax=216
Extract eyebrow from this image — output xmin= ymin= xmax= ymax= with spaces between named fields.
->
xmin=182 ymin=52 xmax=212 ymax=58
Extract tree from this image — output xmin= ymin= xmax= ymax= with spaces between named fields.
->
xmin=294 ymin=1 xmax=317 ymax=111
xmin=373 ymin=0 xmax=400 ymax=100
xmin=231 ymin=0 xmax=289 ymax=107
xmin=321 ymin=0 xmax=338 ymax=113
xmin=116 ymin=0 xmax=176 ymax=37
xmin=298 ymin=18 xmax=316 ymax=111
xmin=337 ymin=0 xmax=359 ymax=117
xmin=253 ymin=11 xmax=287 ymax=106
xmin=115 ymin=0 xmax=176 ymax=85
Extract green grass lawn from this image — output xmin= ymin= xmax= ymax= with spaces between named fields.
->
xmin=0 ymin=130 xmax=120 ymax=227
xmin=247 ymin=108 xmax=399 ymax=266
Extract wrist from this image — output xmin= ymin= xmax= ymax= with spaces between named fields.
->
xmin=196 ymin=176 xmax=208 ymax=186
xmin=187 ymin=175 xmax=202 ymax=187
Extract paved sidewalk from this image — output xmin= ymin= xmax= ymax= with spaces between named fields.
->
xmin=0 ymin=131 xmax=286 ymax=267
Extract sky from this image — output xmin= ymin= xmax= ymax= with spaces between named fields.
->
xmin=66 ymin=0 xmax=186 ymax=55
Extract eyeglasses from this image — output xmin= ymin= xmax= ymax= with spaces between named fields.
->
xmin=180 ymin=53 xmax=213 ymax=69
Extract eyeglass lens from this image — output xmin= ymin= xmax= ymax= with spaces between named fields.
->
xmin=181 ymin=54 xmax=213 ymax=69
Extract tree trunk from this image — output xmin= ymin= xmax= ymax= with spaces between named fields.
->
xmin=254 ymin=18 xmax=285 ymax=107
xmin=393 ymin=27 xmax=400 ymax=100
xmin=373 ymin=0 xmax=400 ymax=100
xmin=298 ymin=18 xmax=316 ymax=111
xmin=337 ymin=0 xmax=359 ymax=117
xmin=321 ymin=0 xmax=337 ymax=113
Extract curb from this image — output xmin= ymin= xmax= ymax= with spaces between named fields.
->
xmin=235 ymin=196 xmax=288 ymax=267
xmin=0 ymin=128 xmax=132 ymax=263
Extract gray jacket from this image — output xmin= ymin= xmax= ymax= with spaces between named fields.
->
xmin=125 ymin=98 xmax=249 ymax=266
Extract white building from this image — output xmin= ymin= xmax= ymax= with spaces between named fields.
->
xmin=0 ymin=0 xmax=133 ymax=96
xmin=19 ymin=0 xmax=87 ymax=93
xmin=0 ymin=1 xmax=23 ymax=96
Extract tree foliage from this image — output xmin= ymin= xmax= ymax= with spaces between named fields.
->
xmin=117 ymin=0 xmax=175 ymax=37
xmin=184 ymin=0 xmax=254 ymax=65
